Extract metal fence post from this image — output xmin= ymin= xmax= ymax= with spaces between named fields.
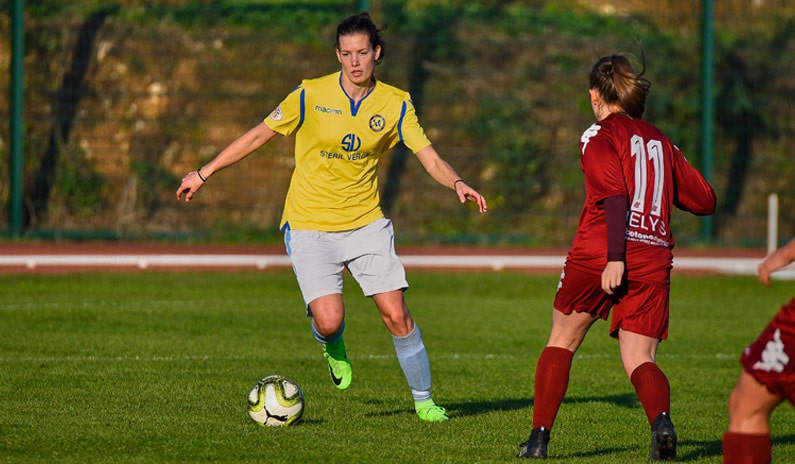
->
xmin=9 ymin=0 xmax=25 ymax=238
xmin=700 ymin=0 xmax=714 ymax=242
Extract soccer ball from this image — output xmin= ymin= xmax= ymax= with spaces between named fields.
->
xmin=247 ymin=375 xmax=304 ymax=426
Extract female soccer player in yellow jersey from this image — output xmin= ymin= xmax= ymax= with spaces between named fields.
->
xmin=176 ymin=12 xmax=487 ymax=422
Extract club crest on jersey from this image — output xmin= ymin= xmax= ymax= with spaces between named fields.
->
xmin=341 ymin=133 xmax=362 ymax=152
xmin=369 ymin=114 xmax=386 ymax=132
xmin=270 ymin=105 xmax=283 ymax=121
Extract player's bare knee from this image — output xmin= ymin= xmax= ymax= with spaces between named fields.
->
xmin=382 ymin=315 xmax=413 ymax=337
xmin=313 ymin=320 xmax=343 ymax=338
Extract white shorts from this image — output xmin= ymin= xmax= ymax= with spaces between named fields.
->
xmin=284 ymin=218 xmax=409 ymax=309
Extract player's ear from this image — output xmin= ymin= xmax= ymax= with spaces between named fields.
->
xmin=374 ymin=45 xmax=382 ymax=61
xmin=588 ymin=88 xmax=599 ymax=104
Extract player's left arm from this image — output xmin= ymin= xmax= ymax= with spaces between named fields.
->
xmin=414 ymin=145 xmax=487 ymax=213
xmin=602 ymin=194 xmax=627 ymax=295
xmin=672 ymin=147 xmax=716 ymax=215
xmin=582 ymin=136 xmax=627 ymax=295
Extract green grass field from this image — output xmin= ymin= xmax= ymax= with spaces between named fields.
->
xmin=1 ymin=270 xmax=793 ymax=463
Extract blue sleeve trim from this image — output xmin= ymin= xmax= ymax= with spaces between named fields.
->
xmin=397 ymin=101 xmax=407 ymax=142
xmin=298 ymin=89 xmax=305 ymax=126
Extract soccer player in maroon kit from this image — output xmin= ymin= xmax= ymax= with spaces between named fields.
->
xmin=723 ymin=237 xmax=795 ymax=464
xmin=516 ymin=54 xmax=716 ymax=460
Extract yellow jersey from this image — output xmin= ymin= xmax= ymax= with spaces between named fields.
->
xmin=265 ymin=72 xmax=432 ymax=231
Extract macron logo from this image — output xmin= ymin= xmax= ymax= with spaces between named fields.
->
xmin=315 ymin=105 xmax=343 ymax=115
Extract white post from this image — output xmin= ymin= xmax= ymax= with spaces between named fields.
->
xmin=768 ymin=193 xmax=779 ymax=255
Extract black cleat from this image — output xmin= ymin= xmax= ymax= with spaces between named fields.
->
xmin=649 ymin=412 xmax=677 ymax=461
xmin=517 ymin=426 xmax=550 ymax=459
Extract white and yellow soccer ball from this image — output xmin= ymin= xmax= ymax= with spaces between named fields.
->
xmin=247 ymin=375 xmax=304 ymax=426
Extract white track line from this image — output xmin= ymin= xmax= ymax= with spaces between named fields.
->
xmin=2 ymin=253 xmax=795 ymax=277
xmin=0 ymin=254 xmax=291 ymax=269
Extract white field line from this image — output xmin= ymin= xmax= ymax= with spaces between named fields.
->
xmin=0 ymin=254 xmax=292 ymax=269
xmin=1 ymin=253 xmax=794 ymax=278
xmin=0 ymin=351 xmax=740 ymax=364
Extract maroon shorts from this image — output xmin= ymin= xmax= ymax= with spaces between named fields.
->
xmin=553 ymin=263 xmax=670 ymax=340
xmin=740 ymin=297 xmax=795 ymax=403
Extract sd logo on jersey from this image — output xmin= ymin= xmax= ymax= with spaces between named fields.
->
xmin=341 ymin=133 xmax=362 ymax=152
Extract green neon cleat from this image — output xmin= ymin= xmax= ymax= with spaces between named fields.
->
xmin=323 ymin=337 xmax=352 ymax=390
xmin=415 ymin=399 xmax=450 ymax=422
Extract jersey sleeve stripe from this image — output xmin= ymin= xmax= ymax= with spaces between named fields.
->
xmin=298 ymin=89 xmax=305 ymax=127
xmin=397 ymin=101 xmax=407 ymax=142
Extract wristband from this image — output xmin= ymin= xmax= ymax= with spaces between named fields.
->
xmin=453 ymin=179 xmax=464 ymax=189
xmin=197 ymin=168 xmax=208 ymax=182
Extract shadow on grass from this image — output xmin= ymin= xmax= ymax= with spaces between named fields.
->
xmin=551 ymin=445 xmax=638 ymax=460
xmin=447 ymin=397 xmax=531 ymax=417
xmin=559 ymin=392 xmax=639 ymax=409
xmin=363 ymin=392 xmax=638 ymax=419
xmin=675 ymin=438 xmax=722 ymax=461
xmin=362 ymin=397 xmax=531 ymax=420
xmin=449 ymin=392 xmax=638 ymax=418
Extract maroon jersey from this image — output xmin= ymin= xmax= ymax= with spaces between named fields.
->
xmin=567 ymin=113 xmax=715 ymax=282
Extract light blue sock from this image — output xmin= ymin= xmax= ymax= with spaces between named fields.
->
xmin=392 ymin=324 xmax=432 ymax=402
xmin=311 ymin=320 xmax=345 ymax=344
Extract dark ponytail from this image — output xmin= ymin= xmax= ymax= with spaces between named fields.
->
xmin=589 ymin=54 xmax=650 ymax=118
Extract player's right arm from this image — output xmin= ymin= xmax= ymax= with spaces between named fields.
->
xmin=176 ymin=122 xmax=277 ymax=202
xmin=759 ymin=237 xmax=795 ymax=286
